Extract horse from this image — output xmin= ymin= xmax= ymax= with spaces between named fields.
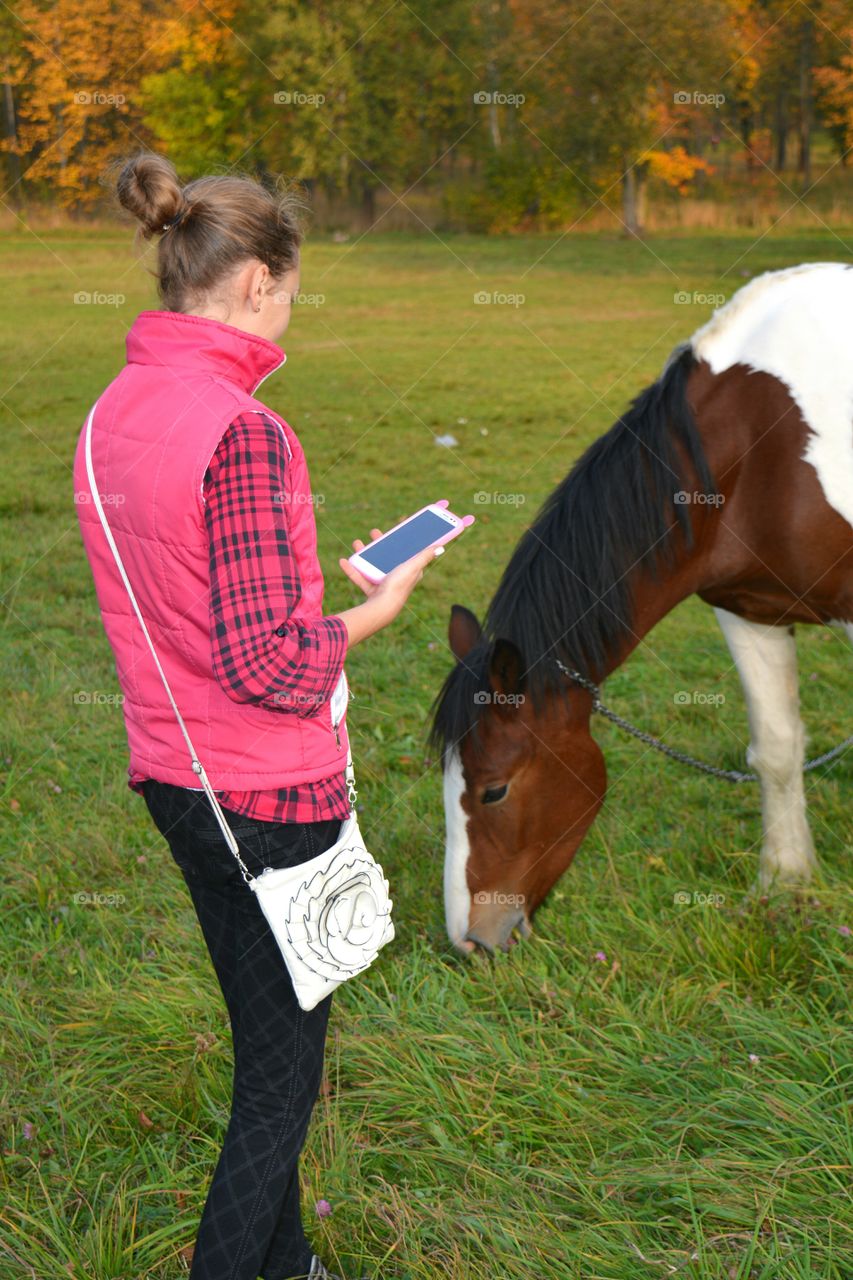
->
xmin=429 ymin=262 xmax=853 ymax=954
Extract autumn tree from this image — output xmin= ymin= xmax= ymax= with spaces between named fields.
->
xmin=511 ymin=0 xmax=735 ymax=233
xmin=139 ymin=0 xmax=268 ymax=178
xmin=0 ymin=4 xmax=26 ymax=197
xmin=256 ymin=0 xmax=481 ymax=222
xmin=813 ymin=0 xmax=853 ymax=161
xmin=11 ymin=0 xmax=153 ymax=207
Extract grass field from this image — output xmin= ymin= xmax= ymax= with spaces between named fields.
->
xmin=1 ymin=226 xmax=852 ymax=1280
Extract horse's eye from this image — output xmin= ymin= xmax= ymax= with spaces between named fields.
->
xmin=482 ymin=783 xmax=508 ymax=805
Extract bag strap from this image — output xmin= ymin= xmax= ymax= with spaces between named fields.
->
xmin=83 ymin=400 xmax=354 ymax=885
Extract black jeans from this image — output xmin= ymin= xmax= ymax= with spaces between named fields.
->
xmin=142 ymin=780 xmax=343 ymax=1280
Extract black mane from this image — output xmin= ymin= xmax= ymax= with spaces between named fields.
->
xmin=429 ymin=343 xmax=716 ymax=758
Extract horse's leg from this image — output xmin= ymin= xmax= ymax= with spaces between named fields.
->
xmin=714 ymin=606 xmax=817 ymax=889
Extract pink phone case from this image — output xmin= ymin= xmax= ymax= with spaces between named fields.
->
xmin=349 ymin=500 xmax=475 ymax=583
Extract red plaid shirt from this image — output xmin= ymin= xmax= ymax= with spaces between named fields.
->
xmin=130 ymin=412 xmax=350 ymax=823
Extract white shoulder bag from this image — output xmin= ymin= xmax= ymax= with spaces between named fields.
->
xmin=83 ymin=400 xmax=395 ymax=1011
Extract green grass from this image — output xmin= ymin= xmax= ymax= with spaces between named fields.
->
xmin=1 ymin=226 xmax=852 ymax=1279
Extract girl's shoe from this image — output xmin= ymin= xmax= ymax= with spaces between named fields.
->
xmin=307 ymin=1255 xmax=370 ymax=1280
xmin=307 ymin=1258 xmax=335 ymax=1280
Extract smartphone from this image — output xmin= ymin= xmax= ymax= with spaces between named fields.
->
xmin=348 ymin=500 xmax=474 ymax=583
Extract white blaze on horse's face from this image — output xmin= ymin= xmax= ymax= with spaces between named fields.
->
xmin=442 ymin=748 xmax=475 ymax=953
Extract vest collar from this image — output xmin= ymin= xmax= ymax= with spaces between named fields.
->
xmin=126 ymin=309 xmax=286 ymax=396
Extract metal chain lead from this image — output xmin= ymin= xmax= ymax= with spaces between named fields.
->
xmin=554 ymin=659 xmax=853 ymax=784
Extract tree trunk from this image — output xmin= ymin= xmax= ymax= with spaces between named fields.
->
xmin=361 ymin=181 xmax=377 ymax=228
xmin=741 ymin=108 xmax=754 ymax=168
xmin=622 ymin=160 xmax=645 ymax=236
xmin=774 ymin=90 xmax=787 ymax=172
xmin=486 ymin=59 xmax=501 ymax=150
xmin=2 ymin=82 xmax=22 ymax=195
xmin=798 ymin=18 xmax=813 ymax=183
xmin=483 ymin=0 xmax=510 ymax=151
xmin=488 ymin=100 xmax=501 ymax=149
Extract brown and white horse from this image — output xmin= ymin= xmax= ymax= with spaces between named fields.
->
xmin=430 ymin=262 xmax=853 ymax=954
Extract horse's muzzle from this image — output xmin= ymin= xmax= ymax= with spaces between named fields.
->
xmin=464 ymin=903 xmax=532 ymax=953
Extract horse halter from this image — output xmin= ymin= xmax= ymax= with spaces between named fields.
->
xmin=553 ymin=657 xmax=603 ymax=708
xmin=552 ymin=657 xmax=853 ymax=784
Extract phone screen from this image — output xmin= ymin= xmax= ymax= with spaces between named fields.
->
xmin=359 ymin=509 xmax=454 ymax=573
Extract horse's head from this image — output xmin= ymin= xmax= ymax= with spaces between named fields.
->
xmin=433 ymin=605 xmax=607 ymax=954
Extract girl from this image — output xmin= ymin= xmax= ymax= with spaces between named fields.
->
xmin=73 ymin=151 xmax=437 ymax=1280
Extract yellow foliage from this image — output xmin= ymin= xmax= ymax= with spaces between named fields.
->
xmin=643 ymin=146 xmax=714 ymax=194
xmin=8 ymin=0 xmax=240 ymax=207
xmin=12 ymin=0 xmax=157 ymax=206
xmin=815 ymin=25 xmax=853 ymax=149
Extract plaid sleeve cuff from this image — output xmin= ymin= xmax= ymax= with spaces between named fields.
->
xmin=267 ymin=613 xmax=348 ymax=715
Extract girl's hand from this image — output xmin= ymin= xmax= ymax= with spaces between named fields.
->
xmin=337 ymin=528 xmax=440 ymax=646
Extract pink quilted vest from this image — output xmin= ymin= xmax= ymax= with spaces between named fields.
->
xmin=73 ymin=309 xmax=349 ymax=791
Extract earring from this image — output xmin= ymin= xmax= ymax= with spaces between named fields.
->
xmin=255 ymin=302 xmax=261 ymax=312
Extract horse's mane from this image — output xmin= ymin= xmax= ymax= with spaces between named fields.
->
xmin=429 ymin=343 xmax=716 ymax=759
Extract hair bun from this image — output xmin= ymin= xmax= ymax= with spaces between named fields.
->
xmin=110 ymin=154 xmax=304 ymax=312
xmin=114 ymin=150 xmax=185 ymax=240
xmin=162 ymin=202 xmax=195 ymax=233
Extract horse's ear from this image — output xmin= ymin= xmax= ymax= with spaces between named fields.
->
xmin=488 ymin=638 xmax=526 ymax=698
xmin=449 ymin=604 xmax=482 ymax=661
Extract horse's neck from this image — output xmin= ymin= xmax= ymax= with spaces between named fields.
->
xmin=596 ymin=555 xmax=703 ymax=684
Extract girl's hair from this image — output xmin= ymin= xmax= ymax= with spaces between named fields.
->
xmin=110 ymin=151 xmax=304 ymax=313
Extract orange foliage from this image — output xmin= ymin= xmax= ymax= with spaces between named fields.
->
xmin=7 ymin=0 xmax=240 ymax=207
xmin=815 ymin=24 xmax=853 ymax=149
xmin=644 ymin=146 xmax=715 ymax=194
xmin=10 ymin=0 xmax=155 ymax=205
